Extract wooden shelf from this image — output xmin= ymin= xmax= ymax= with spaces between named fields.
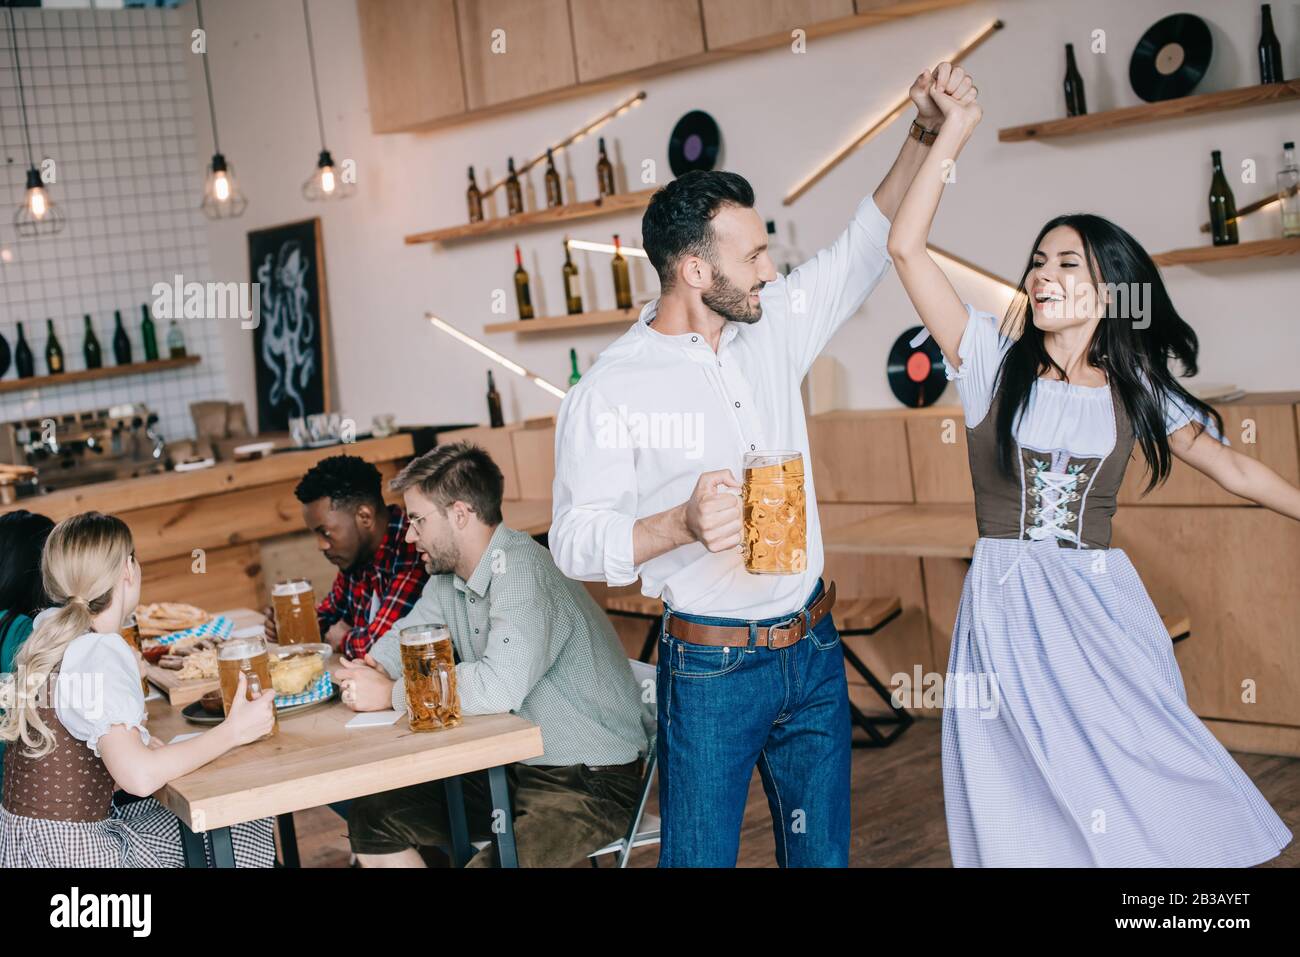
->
xmin=0 ymin=355 xmax=201 ymax=395
xmin=1152 ymin=237 xmax=1300 ymax=266
xmin=405 ymin=189 xmax=656 ymax=246
xmin=484 ymin=308 xmax=639 ymax=335
xmin=999 ymin=80 xmax=1300 ymax=143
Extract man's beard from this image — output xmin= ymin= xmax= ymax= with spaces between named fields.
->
xmin=702 ymin=270 xmax=764 ymax=324
xmin=421 ymin=541 xmax=459 ymax=575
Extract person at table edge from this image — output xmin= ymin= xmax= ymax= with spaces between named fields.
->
xmin=333 ymin=443 xmax=647 ymax=867
xmin=264 ymin=454 xmax=429 ymax=659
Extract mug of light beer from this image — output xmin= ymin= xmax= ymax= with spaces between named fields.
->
xmin=741 ymin=450 xmax=807 ymax=575
xmin=218 ymin=637 xmax=278 ymax=739
xmin=272 ymin=578 xmax=320 ymax=645
xmin=399 ymin=624 xmax=462 ymax=732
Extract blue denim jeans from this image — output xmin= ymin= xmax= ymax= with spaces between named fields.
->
xmin=655 ymin=579 xmax=850 ymax=867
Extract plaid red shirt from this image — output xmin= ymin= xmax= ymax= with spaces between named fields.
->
xmin=316 ymin=504 xmax=429 ymax=660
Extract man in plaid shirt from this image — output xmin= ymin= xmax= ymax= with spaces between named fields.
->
xmin=264 ymin=455 xmax=428 ymax=660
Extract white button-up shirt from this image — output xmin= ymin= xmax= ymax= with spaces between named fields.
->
xmin=551 ymin=195 xmax=892 ymax=619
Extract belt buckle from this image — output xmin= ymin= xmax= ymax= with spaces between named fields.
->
xmin=764 ymin=613 xmax=802 ymax=649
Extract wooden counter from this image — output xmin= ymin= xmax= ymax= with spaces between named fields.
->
xmin=1 ymin=435 xmax=416 ymax=613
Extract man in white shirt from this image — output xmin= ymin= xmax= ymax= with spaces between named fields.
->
xmin=552 ymin=63 xmax=978 ymax=866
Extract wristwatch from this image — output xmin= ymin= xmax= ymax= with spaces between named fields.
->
xmin=909 ymin=118 xmax=940 ymax=146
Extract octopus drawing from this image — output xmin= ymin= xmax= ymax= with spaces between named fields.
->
xmin=256 ymin=239 xmax=316 ymax=422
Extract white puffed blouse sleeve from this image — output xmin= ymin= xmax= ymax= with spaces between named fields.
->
xmin=56 ymin=632 xmax=151 ymax=757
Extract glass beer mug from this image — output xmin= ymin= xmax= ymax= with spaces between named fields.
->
xmin=119 ymin=614 xmax=150 ymax=695
xmin=399 ymin=624 xmax=462 ymax=732
xmin=741 ymin=450 xmax=807 ymax=575
xmin=218 ymin=637 xmax=278 ymax=739
xmin=272 ymin=578 xmax=320 ymax=645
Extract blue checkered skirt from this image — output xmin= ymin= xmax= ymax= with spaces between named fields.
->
xmin=942 ymin=537 xmax=1293 ymax=867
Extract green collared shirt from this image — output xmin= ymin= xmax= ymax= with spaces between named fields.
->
xmin=369 ymin=524 xmax=647 ymax=767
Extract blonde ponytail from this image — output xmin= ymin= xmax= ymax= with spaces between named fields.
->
xmin=0 ymin=512 xmax=134 ymax=760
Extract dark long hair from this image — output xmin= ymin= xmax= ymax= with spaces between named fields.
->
xmin=994 ymin=214 xmax=1223 ymax=494
xmin=0 ymin=509 xmax=55 ymax=637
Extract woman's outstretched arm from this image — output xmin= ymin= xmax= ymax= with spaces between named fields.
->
xmin=885 ymin=70 xmax=983 ymax=369
xmin=1170 ymin=425 xmax=1300 ymax=521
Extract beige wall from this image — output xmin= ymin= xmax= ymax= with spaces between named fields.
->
xmin=182 ymin=0 xmax=1299 ymax=429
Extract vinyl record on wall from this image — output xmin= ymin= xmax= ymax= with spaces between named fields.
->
xmin=887 ymin=326 xmax=946 ymax=408
xmin=1129 ymin=13 xmax=1212 ymax=102
xmin=668 ymin=110 xmax=722 ymax=176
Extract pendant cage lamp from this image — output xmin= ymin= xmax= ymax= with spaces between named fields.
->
xmin=7 ymin=6 xmax=65 ymax=237
xmin=195 ymin=0 xmax=247 ymax=219
xmin=300 ymin=0 xmax=353 ymax=201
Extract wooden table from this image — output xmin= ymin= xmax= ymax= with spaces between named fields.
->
xmin=823 ymin=504 xmax=980 ymax=559
xmin=147 ymin=694 xmax=544 ymax=868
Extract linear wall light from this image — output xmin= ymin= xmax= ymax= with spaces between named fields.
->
xmin=427 ymin=313 xmax=568 ymax=399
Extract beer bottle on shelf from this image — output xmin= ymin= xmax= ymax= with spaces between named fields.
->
xmin=596 ymin=137 xmax=616 ymax=198
xmin=166 ymin=319 xmax=187 ymax=358
xmin=467 ymin=166 xmax=484 ymax=223
xmin=568 ymin=348 xmax=581 ymax=387
xmin=486 ymin=370 xmax=505 ymax=428
xmin=611 ymin=234 xmax=632 ymax=309
xmin=140 ymin=303 xmax=159 ymax=361
xmin=1259 ymin=4 xmax=1284 ymax=85
xmin=563 ymin=238 xmax=583 ymax=315
xmin=505 ymin=157 xmax=524 ymax=216
xmin=1208 ymin=150 xmax=1239 ymax=247
xmin=514 ymin=244 xmax=534 ymax=320
xmin=544 ymin=148 xmax=563 ymax=208
xmin=112 ymin=309 xmax=132 ymax=365
xmin=14 ymin=322 xmax=34 ymax=378
xmin=82 ymin=314 xmax=102 ymax=370
xmin=46 ymin=319 xmax=65 ymax=374
xmin=1279 ymin=141 xmax=1299 ymax=239
xmin=1063 ymin=43 xmax=1087 ymax=117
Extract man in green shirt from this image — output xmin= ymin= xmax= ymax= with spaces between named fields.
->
xmin=334 ymin=442 xmax=648 ymax=867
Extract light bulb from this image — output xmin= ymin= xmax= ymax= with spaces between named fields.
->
xmin=213 ymin=172 xmax=231 ymax=202
xmin=29 ymin=187 xmax=47 ymax=219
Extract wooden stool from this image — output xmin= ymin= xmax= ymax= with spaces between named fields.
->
xmin=835 ymin=596 xmax=912 ymax=748
xmin=603 ymin=593 xmax=665 ymax=663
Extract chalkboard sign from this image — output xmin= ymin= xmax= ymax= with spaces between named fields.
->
xmin=248 ymin=217 xmax=333 ymax=433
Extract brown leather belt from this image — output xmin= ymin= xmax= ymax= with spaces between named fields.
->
xmin=665 ymin=581 xmax=836 ymax=649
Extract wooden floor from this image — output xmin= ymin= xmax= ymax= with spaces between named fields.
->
xmin=287 ymin=717 xmax=1300 ymax=868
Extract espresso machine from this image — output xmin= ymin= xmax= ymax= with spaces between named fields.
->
xmin=0 ymin=403 xmax=168 ymax=495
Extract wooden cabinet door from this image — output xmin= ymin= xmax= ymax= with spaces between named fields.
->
xmin=569 ymin=0 xmax=706 ymax=82
xmin=701 ymin=0 xmax=856 ymax=51
xmin=356 ymin=0 xmax=466 ymax=133
xmin=809 ymin=411 xmax=915 ymax=503
xmin=1112 ymin=507 xmax=1300 ymax=728
xmin=906 ymin=411 xmax=973 ymax=504
xmin=456 ymin=0 xmax=577 ymax=110
xmin=1118 ymin=401 xmax=1300 ymax=506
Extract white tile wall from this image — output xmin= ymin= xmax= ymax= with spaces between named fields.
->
xmin=0 ymin=6 xmax=225 ymax=442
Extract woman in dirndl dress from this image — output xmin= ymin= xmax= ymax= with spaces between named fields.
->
xmin=0 ymin=512 xmax=277 ymax=867
xmin=884 ymin=68 xmax=1297 ymax=866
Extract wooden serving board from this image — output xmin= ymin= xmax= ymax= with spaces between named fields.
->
xmin=144 ymin=608 xmax=265 ymax=706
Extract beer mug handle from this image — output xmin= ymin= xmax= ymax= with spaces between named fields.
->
xmin=247 ymin=671 xmax=262 ymax=698
xmin=438 ymin=667 xmax=449 ymax=705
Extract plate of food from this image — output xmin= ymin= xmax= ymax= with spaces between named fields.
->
xmin=137 ymin=602 xmax=211 ymax=640
xmin=181 ymin=643 xmax=337 ymax=724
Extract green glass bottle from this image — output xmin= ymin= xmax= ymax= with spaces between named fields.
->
xmin=14 ymin=322 xmax=34 ymax=378
xmin=45 ymin=319 xmax=65 ymax=374
xmin=563 ymin=239 xmax=583 ymax=315
xmin=82 ymin=315 xmax=102 ymax=370
xmin=112 ymin=310 xmax=132 ymax=365
xmin=1209 ymin=150 xmax=1239 ymax=246
xmin=568 ymin=348 xmax=581 ymax=386
xmin=140 ymin=303 xmax=159 ymax=362
xmin=611 ymin=233 xmax=632 ymax=309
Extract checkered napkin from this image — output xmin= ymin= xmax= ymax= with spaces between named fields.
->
xmin=155 ymin=615 xmax=235 ymax=646
xmin=275 ymin=670 xmax=334 ymax=708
